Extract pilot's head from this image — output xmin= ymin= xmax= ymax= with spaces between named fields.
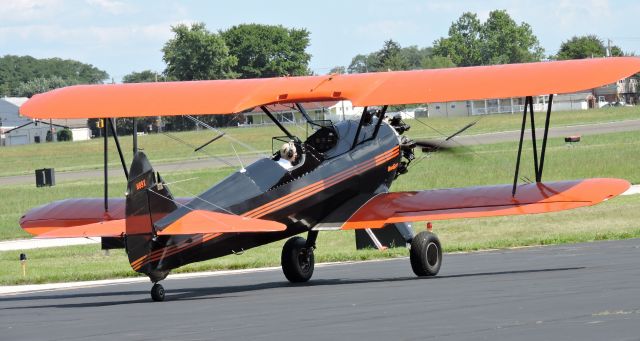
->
xmin=280 ymin=141 xmax=297 ymax=161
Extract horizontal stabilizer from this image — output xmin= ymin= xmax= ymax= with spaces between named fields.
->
xmin=157 ymin=210 xmax=287 ymax=235
xmin=20 ymin=197 xmax=192 ymax=237
xmin=36 ymin=219 xmax=125 ymax=238
xmin=343 ymin=178 xmax=630 ymax=229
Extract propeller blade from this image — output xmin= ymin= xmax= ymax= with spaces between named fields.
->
xmin=415 ymin=139 xmax=455 ymax=153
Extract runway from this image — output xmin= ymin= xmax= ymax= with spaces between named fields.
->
xmin=2 ymin=239 xmax=640 ymax=340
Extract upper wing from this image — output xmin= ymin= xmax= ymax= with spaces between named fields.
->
xmin=20 ymin=57 xmax=640 ymax=119
xmin=342 ymin=178 xmax=630 ymax=229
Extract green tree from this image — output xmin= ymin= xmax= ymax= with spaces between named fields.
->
xmin=348 ymin=42 xmax=451 ymax=73
xmin=375 ymin=39 xmax=412 ymax=71
xmin=421 ymin=55 xmax=456 ymax=69
xmin=480 ymin=10 xmax=544 ymax=64
xmin=162 ymin=23 xmax=238 ymax=81
xmin=56 ymin=128 xmax=72 ymax=142
xmin=221 ymin=24 xmax=311 ymax=78
xmin=0 ymin=55 xmax=108 ymax=96
xmin=432 ymin=12 xmax=483 ymax=66
xmin=14 ymin=76 xmax=76 ymax=97
xmin=433 ymin=10 xmax=544 ymax=66
xmin=556 ymin=35 xmax=624 ymax=60
xmin=348 ymin=53 xmax=379 ymax=73
xmin=122 ymin=70 xmax=166 ymax=83
xmin=329 ymin=66 xmax=346 ymax=74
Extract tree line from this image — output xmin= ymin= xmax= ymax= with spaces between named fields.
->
xmin=340 ymin=10 xmax=627 ymax=74
xmin=0 ymin=11 xmax=633 ymax=133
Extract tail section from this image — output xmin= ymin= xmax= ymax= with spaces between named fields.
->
xmin=125 ymin=151 xmax=177 ymax=281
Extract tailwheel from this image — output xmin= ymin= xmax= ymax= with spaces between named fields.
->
xmin=281 ymin=236 xmax=315 ymax=283
xmin=150 ymin=283 xmax=165 ymax=302
xmin=410 ymin=231 xmax=442 ymax=277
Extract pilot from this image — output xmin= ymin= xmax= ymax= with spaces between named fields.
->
xmin=277 ymin=141 xmax=297 ymax=170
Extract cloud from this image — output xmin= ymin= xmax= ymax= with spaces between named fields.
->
xmin=355 ymin=19 xmax=419 ymax=41
xmin=554 ymin=0 xmax=612 ymax=27
xmin=85 ymin=0 xmax=133 ymax=15
xmin=0 ymin=0 xmax=64 ymax=22
xmin=0 ymin=23 xmax=177 ymax=46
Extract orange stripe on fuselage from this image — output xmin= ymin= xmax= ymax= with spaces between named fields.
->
xmin=243 ymin=146 xmax=399 ymax=219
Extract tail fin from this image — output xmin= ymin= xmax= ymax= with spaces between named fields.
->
xmin=125 ymin=151 xmax=177 ymax=280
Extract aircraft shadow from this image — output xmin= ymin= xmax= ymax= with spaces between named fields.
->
xmin=1 ymin=266 xmax=583 ymax=309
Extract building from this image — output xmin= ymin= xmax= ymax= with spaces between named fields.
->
xmin=0 ymin=97 xmax=91 ymax=146
xmin=593 ymin=75 xmax=639 ymax=104
xmin=0 ymin=97 xmax=30 ymax=128
xmin=1 ymin=97 xmax=31 ymax=146
xmin=3 ymin=120 xmax=68 ymax=146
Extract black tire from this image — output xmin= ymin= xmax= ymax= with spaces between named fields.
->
xmin=151 ymin=283 xmax=165 ymax=302
xmin=281 ymin=236 xmax=314 ymax=283
xmin=410 ymin=231 xmax=442 ymax=277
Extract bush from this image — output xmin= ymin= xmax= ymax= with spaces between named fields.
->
xmin=57 ymin=128 xmax=72 ymax=142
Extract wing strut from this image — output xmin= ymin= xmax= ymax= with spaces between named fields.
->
xmin=103 ymin=118 xmax=108 ymax=212
xmin=261 ymin=105 xmax=294 ymax=139
xmin=512 ymin=94 xmax=554 ymax=196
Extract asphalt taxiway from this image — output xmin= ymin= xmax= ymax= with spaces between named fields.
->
xmin=2 ymin=239 xmax=640 ymax=340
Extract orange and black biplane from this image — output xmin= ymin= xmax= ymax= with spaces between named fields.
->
xmin=19 ymin=57 xmax=639 ymax=301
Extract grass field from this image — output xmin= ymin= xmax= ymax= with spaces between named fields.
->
xmin=1 ymin=106 xmax=638 ymax=177
xmin=2 ymin=129 xmax=640 ymax=240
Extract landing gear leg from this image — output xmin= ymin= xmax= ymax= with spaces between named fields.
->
xmin=281 ymin=231 xmax=318 ymax=283
xmin=150 ymin=282 xmax=165 ymax=302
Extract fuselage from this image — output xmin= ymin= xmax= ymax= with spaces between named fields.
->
xmin=130 ymin=119 xmax=401 ymax=274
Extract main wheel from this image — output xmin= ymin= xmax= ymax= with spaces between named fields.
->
xmin=410 ymin=231 xmax=442 ymax=277
xmin=281 ymin=236 xmax=315 ymax=283
xmin=151 ymin=283 xmax=165 ymax=302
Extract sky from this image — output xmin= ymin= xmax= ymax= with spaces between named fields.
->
xmin=1 ymin=0 xmax=639 ymax=82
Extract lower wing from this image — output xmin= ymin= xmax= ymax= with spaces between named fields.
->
xmin=21 ymin=198 xmax=285 ymax=238
xmin=342 ymin=178 xmax=630 ymax=229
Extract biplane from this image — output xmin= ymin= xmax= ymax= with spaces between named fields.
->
xmin=19 ymin=57 xmax=639 ymax=301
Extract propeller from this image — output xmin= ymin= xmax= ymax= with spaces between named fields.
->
xmin=414 ymin=118 xmax=479 ymax=153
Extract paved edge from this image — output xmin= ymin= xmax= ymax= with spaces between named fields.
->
xmin=0 ymin=258 xmax=404 ymax=296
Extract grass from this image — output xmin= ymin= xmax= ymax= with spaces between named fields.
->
xmin=2 ymin=194 xmax=638 ymax=285
xmin=0 ymin=106 xmax=638 ymax=177
xmin=2 ymin=129 xmax=640 ymax=241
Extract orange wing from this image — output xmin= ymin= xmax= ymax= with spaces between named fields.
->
xmin=157 ymin=210 xmax=286 ymax=234
xmin=20 ymin=57 xmax=640 ymax=119
xmin=342 ymin=178 xmax=630 ymax=229
xmin=35 ymin=219 xmax=126 ymax=238
xmin=34 ymin=210 xmax=286 ymax=238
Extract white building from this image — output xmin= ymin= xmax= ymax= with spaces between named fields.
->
xmin=4 ymin=120 xmax=66 ymax=146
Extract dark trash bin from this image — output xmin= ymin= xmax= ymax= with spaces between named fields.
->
xmin=35 ymin=168 xmax=55 ymax=187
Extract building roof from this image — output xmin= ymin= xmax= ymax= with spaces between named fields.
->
xmin=1 ymin=97 xmax=29 ymax=107
xmin=4 ymin=120 xmax=68 ymax=134
xmin=50 ymin=118 xmax=88 ymax=129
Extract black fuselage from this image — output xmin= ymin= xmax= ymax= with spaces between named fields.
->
xmin=127 ymin=119 xmax=401 ymax=276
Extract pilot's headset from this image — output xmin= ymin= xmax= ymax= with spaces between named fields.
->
xmin=281 ymin=141 xmax=296 ymax=159
xmin=286 ymin=141 xmax=296 ymax=159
